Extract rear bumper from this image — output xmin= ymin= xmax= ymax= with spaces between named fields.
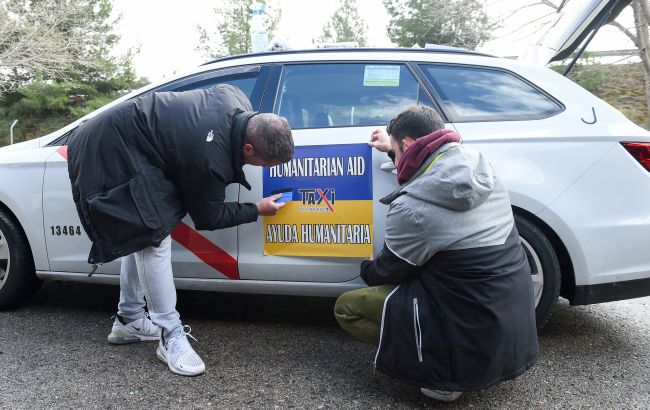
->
xmin=571 ymin=277 xmax=650 ymax=305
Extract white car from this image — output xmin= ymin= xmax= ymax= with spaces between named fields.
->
xmin=0 ymin=0 xmax=647 ymax=326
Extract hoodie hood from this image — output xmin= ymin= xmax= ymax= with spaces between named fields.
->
xmin=382 ymin=143 xmax=495 ymax=211
xmin=396 ymin=129 xmax=461 ymax=184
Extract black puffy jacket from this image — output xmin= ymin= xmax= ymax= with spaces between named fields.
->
xmin=68 ymin=84 xmax=259 ymax=265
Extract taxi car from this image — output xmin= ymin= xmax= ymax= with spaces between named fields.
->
xmin=0 ymin=0 xmax=648 ymax=326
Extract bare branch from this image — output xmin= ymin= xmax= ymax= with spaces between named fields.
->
xmin=0 ymin=0 xmax=106 ymax=91
xmin=494 ymin=2 xmax=551 ymax=23
xmin=539 ymin=0 xmax=560 ymax=11
xmin=499 ymin=9 xmax=558 ymax=38
xmin=609 ymin=20 xmax=640 ymax=47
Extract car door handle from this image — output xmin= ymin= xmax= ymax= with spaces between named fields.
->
xmin=380 ymin=161 xmax=397 ymax=174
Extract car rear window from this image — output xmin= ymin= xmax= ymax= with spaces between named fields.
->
xmin=275 ymin=63 xmax=433 ymax=129
xmin=419 ymin=64 xmax=563 ymax=122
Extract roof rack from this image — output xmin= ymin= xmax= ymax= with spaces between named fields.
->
xmin=200 ymin=47 xmax=493 ymax=66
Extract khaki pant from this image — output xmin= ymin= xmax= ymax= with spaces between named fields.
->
xmin=334 ymin=285 xmax=396 ymax=345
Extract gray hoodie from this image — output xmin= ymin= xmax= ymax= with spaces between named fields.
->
xmin=382 ymin=142 xmax=514 ymax=266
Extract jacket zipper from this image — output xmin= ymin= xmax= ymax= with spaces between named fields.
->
xmin=413 ymin=298 xmax=423 ymax=363
xmin=374 ymin=286 xmax=400 ymax=369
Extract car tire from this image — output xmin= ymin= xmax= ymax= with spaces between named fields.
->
xmin=514 ymin=214 xmax=561 ymax=329
xmin=0 ymin=209 xmax=41 ymax=309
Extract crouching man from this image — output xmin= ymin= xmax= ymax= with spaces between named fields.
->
xmin=334 ymin=106 xmax=538 ymax=401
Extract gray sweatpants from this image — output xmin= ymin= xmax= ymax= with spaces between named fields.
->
xmin=117 ymin=235 xmax=182 ymax=339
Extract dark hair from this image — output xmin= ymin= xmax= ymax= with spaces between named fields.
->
xmin=245 ymin=113 xmax=294 ymax=163
xmin=386 ymin=106 xmax=444 ymax=148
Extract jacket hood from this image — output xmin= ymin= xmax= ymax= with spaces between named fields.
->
xmin=382 ymin=144 xmax=495 ymax=211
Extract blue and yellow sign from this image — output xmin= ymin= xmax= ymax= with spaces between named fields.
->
xmin=263 ymin=143 xmax=373 ymax=257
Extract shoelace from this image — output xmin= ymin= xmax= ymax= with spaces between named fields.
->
xmin=182 ymin=325 xmax=198 ymax=342
xmin=167 ymin=325 xmax=198 ymax=355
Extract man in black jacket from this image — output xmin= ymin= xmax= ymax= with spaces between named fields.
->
xmin=334 ymin=106 xmax=538 ymax=401
xmin=68 ymin=84 xmax=293 ymax=376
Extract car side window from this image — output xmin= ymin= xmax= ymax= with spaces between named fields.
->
xmin=419 ymin=64 xmax=563 ymax=122
xmin=275 ymin=63 xmax=431 ymax=129
xmin=171 ymin=72 xmax=258 ymax=97
xmin=158 ymin=65 xmax=268 ymax=109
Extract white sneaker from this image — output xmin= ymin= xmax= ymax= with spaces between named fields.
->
xmin=421 ymin=388 xmax=462 ymax=402
xmin=156 ymin=326 xmax=205 ymax=376
xmin=107 ymin=314 xmax=161 ymax=344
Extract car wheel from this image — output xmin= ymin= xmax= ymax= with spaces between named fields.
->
xmin=514 ymin=214 xmax=561 ymax=328
xmin=0 ymin=209 xmax=40 ymax=309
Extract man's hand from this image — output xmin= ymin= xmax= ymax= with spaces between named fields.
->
xmin=257 ymin=194 xmax=286 ymax=216
xmin=369 ymin=128 xmax=392 ymax=152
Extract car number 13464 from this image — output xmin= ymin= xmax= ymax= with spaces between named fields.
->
xmin=50 ymin=225 xmax=82 ymax=236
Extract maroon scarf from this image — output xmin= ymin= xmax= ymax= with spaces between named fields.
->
xmin=396 ymin=129 xmax=461 ymax=184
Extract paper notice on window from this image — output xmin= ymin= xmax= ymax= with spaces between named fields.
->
xmin=363 ymin=65 xmax=400 ymax=87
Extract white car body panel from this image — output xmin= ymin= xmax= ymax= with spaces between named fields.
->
xmin=43 ymin=148 xmax=95 ymax=273
xmin=0 ymin=146 xmax=52 ymax=271
xmin=539 ymin=143 xmax=650 ymax=285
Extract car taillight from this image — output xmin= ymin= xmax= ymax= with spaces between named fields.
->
xmin=621 ymin=142 xmax=650 ymax=172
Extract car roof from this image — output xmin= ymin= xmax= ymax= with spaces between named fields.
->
xmin=200 ymin=47 xmax=496 ymax=67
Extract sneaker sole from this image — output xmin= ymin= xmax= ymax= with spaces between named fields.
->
xmin=107 ymin=328 xmax=160 ymax=345
xmin=156 ymin=345 xmax=205 ymax=377
xmin=420 ymin=388 xmax=462 ymax=402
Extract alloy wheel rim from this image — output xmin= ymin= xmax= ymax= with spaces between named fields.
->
xmin=519 ymin=236 xmax=544 ymax=307
xmin=0 ymin=226 xmax=9 ymax=287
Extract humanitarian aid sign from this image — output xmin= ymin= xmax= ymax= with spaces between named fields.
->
xmin=263 ymin=143 xmax=373 ymax=257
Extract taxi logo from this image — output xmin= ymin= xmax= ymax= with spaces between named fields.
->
xmin=298 ymin=188 xmax=335 ymax=212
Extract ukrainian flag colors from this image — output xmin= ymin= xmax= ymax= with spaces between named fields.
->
xmin=263 ymin=143 xmax=373 ymax=257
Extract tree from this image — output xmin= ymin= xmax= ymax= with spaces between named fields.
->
xmin=0 ymin=0 xmax=132 ymax=92
xmin=615 ymin=0 xmax=650 ymax=127
xmin=196 ymin=0 xmax=281 ymax=59
xmin=383 ymin=0 xmax=493 ymax=49
xmin=319 ymin=0 xmax=369 ymax=46
xmin=0 ymin=0 xmax=143 ymax=145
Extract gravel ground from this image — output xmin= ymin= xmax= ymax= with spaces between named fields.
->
xmin=0 ymin=281 xmax=648 ymax=409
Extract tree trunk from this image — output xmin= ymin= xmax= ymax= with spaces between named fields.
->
xmin=634 ymin=0 xmax=650 ymax=128
xmin=641 ymin=0 xmax=650 ymax=23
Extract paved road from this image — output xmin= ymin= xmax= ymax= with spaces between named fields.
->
xmin=0 ymin=281 xmax=648 ymax=409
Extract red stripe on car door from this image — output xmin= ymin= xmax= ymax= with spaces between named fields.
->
xmin=171 ymin=222 xmax=240 ymax=280
xmin=57 ymin=146 xmax=68 ymax=160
